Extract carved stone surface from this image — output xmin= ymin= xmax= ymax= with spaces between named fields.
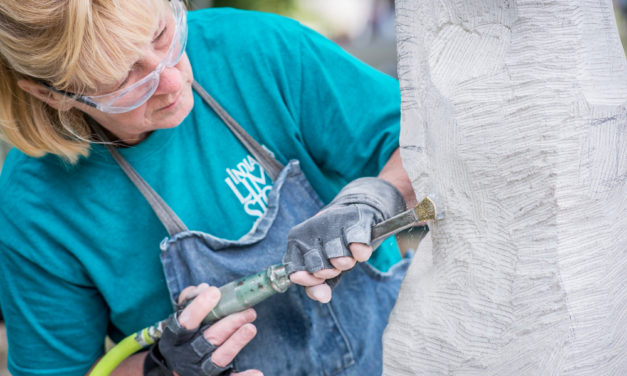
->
xmin=384 ymin=1 xmax=627 ymax=374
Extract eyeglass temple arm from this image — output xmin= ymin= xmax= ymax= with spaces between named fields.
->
xmin=36 ymin=79 xmax=98 ymax=108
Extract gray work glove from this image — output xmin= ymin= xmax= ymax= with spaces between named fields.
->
xmin=283 ymin=177 xmax=405 ymax=280
xmin=144 ymin=313 xmax=233 ymax=376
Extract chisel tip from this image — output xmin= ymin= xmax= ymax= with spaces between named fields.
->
xmin=415 ymin=195 xmax=443 ymax=222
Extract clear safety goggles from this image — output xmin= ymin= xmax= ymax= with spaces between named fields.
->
xmin=40 ymin=0 xmax=188 ymax=114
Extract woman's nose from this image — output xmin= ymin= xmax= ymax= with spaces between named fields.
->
xmin=154 ymin=65 xmax=182 ymax=95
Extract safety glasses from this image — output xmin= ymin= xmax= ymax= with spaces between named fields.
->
xmin=40 ymin=0 xmax=188 ymax=114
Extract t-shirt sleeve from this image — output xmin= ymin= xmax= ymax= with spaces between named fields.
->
xmin=295 ymin=23 xmax=401 ymax=182
xmin=0 ymin=245 xmax=108 ymax=376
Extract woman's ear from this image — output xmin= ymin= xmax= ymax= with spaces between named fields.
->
xmin=16 ymin=79 xmax=75 ymax=111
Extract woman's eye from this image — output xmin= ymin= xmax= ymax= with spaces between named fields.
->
xmin=118 ymin=75 xmax=130 ymax=88
xmin=156 ymin=26 xmax=167 ymax=42
xmin=117 ymin=66 xmax=138 ymax=90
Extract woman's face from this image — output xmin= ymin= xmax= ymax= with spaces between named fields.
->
xmin=78 ymin=6 xmax=194 ymax=145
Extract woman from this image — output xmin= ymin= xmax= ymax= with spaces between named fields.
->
xmin=0 ymin=0 xmax=416 ymax=375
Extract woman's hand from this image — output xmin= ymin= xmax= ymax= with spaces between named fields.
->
xmin=282 ymin=177 xmax=406 ymax=303
xmin=145 ymin=284 xmax=262 ymax=376
xmin=287 ymin=241 xmax=373 ymax=303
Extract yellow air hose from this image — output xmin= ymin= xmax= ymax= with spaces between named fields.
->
xmin=89 ymin=325 xmax=161 ymax=376
xmin=89 ymin=264 xmax=290 ymax=375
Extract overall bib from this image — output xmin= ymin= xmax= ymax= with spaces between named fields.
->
xmin=106 ymin=81 xmax=410 ymax=375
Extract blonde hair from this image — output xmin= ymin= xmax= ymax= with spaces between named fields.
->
xmin=0 ymin=0 xmax=169 ymax=163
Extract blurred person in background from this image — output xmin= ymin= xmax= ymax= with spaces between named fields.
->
xmin=0 ymin=0 xmax=415 ymax=375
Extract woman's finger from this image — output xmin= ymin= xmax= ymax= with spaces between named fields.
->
xmin=177 ymin=283 xmax=210 ymax=306
xmin=210 ymin=323 xmax=257 ymax=367
xmin=329 ymin=256 xmax=356 ymax=271
xmin=289 ymin=271 xmax=325 ymax=286
xmin=231 ymin=370 xmax=263 ymax=376
xmin=305 ymin=283 xmax=332 ymax=303
xmin=348 ymin=243 xmax=373 ymax=262
xmin=313 ymin=268 xmax=341 ymax=279
xmin=203 ymin=308 xmax=257 ymax=346
xmin=177 ymin=286 xmax=221 ymax=330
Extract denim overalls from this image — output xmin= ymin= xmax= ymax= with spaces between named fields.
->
xmin=106 ymin=81 xmax=410 ymax=375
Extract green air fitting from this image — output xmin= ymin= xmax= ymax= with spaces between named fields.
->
xmin=201 ymin=264 xmax=291 ymax=325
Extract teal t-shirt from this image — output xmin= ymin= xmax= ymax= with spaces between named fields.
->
xmin=0 ymin=8 xmax=401 ymax=375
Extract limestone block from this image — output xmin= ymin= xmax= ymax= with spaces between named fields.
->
xmin=383 ymin=1 xmax=627 ymax=374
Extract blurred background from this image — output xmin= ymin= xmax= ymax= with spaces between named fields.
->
xmin=191 ymin=0 xmax=398 ymax=75
xmin=1 ymin=1 xmax=627 ymax=374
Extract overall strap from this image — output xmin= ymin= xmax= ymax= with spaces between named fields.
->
xmin=192 ymin=80 xmax=284 ymax=181
xmin=90 ymin=120 xmax=189 ymax=237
